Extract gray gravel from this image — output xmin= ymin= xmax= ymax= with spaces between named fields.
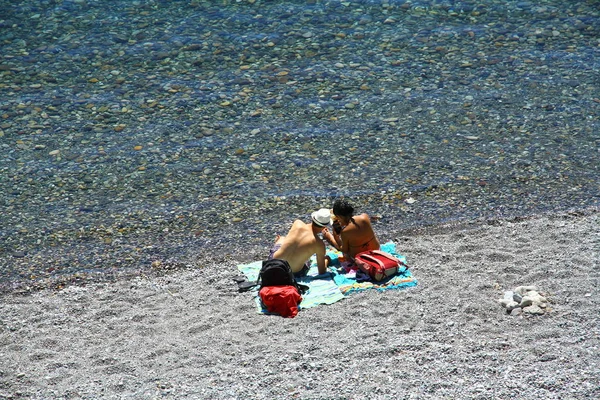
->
xmin=1 ymin=211 xmax=599 ymax=399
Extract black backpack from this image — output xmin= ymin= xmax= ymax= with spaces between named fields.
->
xmin=237 ymin=258 xmax=308 ymax=293
xmin=259 ymin=259 xmax=296 ymax=288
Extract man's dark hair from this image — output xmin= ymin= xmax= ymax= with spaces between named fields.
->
xmin=333 ymin=199 xmax=354 ymax=218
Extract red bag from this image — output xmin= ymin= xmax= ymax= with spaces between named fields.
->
xmin=259 ymin=286 xmax=302 ymax=318
xmin=354 ymin=250 xmax=406 ymax=281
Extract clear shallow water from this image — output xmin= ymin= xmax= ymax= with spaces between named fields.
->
xmin=0 ymin=0 xmax=598 ymax=290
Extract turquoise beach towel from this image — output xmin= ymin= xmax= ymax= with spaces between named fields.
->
xmin=329 ymin=242 xmax=418 ymax=295
xmin=237 ymin=242 xmax=418 ymax=315
xmin=237 ymin=261 xmax=345 ymax=314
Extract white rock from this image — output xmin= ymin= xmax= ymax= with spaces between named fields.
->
xmin=531 ymin=293 xmax=547 ymax=304
xmin=510 ymin=308 xmax=523 ymax=316
xmin=499 ymin=299 xmax=511 ymax=308
xmin=521 ymin=292 xmax=547 ymax=306
xmin=520 ymin=296 xmax=533 ymax=308
xmin=503 ymin=291 xmax=514 ymax=301
xmin=499 ymin=299 xmax=519 ymax=310
xmin=514 ymin=285 xmax=536 ymax=295
xmin=523 ymin=305 xmax=544 ymax=315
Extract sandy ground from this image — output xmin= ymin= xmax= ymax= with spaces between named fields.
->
xmin=1 ymin=210 xmax=598 ymax=400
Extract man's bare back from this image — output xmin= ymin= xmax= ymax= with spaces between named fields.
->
xmin=272 ymin=219 xmax=328 ymax=275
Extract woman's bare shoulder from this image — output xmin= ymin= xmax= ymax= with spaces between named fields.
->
xmin=355 ymin=213 xmax=372 ymax=223
xmin=344 ymin=214 xmax=370 ymax=233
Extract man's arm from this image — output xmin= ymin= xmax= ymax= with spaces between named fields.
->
xmin=322 ymin=227 xmax=341 ymax=251
xmin=315 ymin=242 xmax=328 ymax=275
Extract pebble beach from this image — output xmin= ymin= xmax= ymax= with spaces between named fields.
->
xmin=1 ymin=211 xmax=598 ymax=399
xmin=0 ymin=0 xmax=599 ymax=398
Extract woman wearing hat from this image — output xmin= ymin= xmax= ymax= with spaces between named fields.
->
xmin=322 ymin=198 xmax=380 ymax=262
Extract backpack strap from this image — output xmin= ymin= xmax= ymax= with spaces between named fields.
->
xmin=235 ymin=265 xmax=264 ymax=292
xmin=296 ymin=282 xmax=309 ymax=294
xmin=357 ymin=253 xmax=386 ymax=269
xmin=369 ymin=250 xmax=401 ymax=263
xmin=369 ymin=250 xmax=411 ymax=269
xmin=237 ymin=280 xmax=258 ymax=292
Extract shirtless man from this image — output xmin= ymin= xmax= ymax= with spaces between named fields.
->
xmin=268 ymin=208 xmax=331 ymax=276
xmin=322 ymin=198 xmax=380 ymax=260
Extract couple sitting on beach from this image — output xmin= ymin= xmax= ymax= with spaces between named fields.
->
xmin=268 ymin=199 xmax=380 ymax=277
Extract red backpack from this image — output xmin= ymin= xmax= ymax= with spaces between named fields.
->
xmin=354 ymin=250 xmax=408 ymax=281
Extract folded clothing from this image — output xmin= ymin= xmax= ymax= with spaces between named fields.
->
xmin=259 ymin=286 xmax=302 ymax=318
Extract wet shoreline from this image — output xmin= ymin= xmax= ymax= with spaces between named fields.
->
xmin=0 ymin=0 xmax=598 ymax=291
